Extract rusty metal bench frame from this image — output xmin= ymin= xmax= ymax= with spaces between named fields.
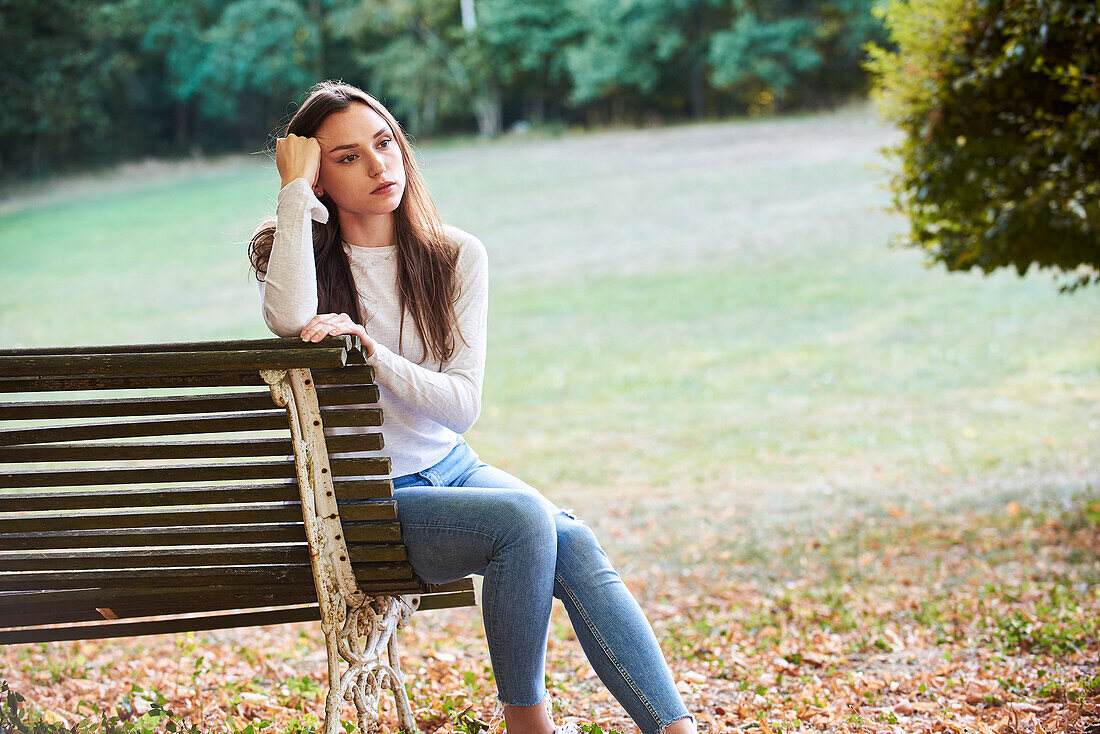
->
xmin=0 ymin=337 xmax=475 ymax=734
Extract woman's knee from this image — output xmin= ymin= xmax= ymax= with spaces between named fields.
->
xmin=555 ymin=512 xmax=602 ymax=554
xmin=493 ymin=489 xmax=557 ymax=549
xmin=553 ymin=513 xmax=614 ymax=587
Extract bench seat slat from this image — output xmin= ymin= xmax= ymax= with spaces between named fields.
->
xmin=0 ymin=385 xmax=378 ymax=422
xmin=0 ymin=502 xmax=400 ymax=533
xmin=0 ymin=479 xmax=394 ymax=512
xmin=0 ymin=577 xmax=474 ymax=617
xmin=4 ymin=587 xmax=476 ymax=629
xmin=1 ymin=542 xmax=406 ymax=570
xmin=0 ymin=584 xmax=475 ymax=643
xmin=1 ymin=561 xmax=417 ymax=590
xmin=0 ymin=348 xmax=349 ymax=378
xmin=0 ymin=432 xmax=382 ymax=463
xmin=3 ymin=588 xmax=323 ymax=627
xmin=3 ymin=504 xmax=315 ymax=532
xmin=311 ymin=366 xmax=377 ymax=385
xmin=0 ymin=583 xmax=317 ymax=610
xmin=0 ymin=521 xmax=400 ymax=550
xmin=0 ymin=366 xmax=376 ymax=394
xmin=0 ymin=336 xmax=352 ymax=357
xmin=1 ymin=456 xmax=388 ymax=489
xmin=0 ymin=408 xmax=381 ymax=446
xmin=0 ymin=606 xmax=327 ymax=645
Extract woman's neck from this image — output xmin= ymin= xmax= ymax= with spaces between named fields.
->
xmin=338 ymin=209 xmax=396 ymax=248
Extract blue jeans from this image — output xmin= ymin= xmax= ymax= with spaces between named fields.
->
xmin=384 ymin=438 xmax=692 ymax=734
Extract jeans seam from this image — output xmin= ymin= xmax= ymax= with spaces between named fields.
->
xmin=554 ymin=571 xmax=662 ymax=731
xmin=400 ymin=523 xmax=497 ymax=542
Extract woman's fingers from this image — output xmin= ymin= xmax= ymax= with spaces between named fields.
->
xmin=300 ymin=313 xmax=355 ymax=342
xmin=276 ymin=134 xmax=322 ymax=188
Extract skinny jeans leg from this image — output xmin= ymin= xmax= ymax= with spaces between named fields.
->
xmin=394 ymin=484 xmax=557 ymax=706
xmin=455 ymin=462 xmax=692 ymax=734
xmin=377 ymin=439 xmax=692 ymax=732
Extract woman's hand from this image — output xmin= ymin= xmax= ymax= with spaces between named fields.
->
xmin=300 ymin=313 xmax=376 ymax=357
xmin=276 ymin=134 xmax=322 ymax=190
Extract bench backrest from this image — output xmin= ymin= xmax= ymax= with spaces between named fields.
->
xmin=0 ymin=338 xmax=471 ymax=645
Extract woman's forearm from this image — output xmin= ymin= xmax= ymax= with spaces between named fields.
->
xmin=369 ymin=341 xmax=485 ymax=434
xmin=259 ymin=178 xmax=327 ymax=336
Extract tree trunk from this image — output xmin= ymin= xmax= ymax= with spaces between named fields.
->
xmin=174 ymin=102 xmax=189 ymax=148
xmin=309 ymin=0 xmax=325 ymax=78
xmin=525 ymin=94 xmax=546 ymax=125
xmin=690 ymin=57 xmax=706 ymax=118
xmin=474 ymin=79 xmax=501 ymax=137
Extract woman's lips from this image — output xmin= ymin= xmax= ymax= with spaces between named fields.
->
xmin=372 ymin=182 xmax=397 ymax=195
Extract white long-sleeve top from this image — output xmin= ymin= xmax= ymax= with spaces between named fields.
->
xmin=257 ymin=177 xmax=489 ymax=478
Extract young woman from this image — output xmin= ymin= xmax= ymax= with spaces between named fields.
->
xmin=249 ymin=80 xmax=697 ymax=734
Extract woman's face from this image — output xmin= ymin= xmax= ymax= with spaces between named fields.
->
xmin=313 ymin=102 xmax=406 ymax=218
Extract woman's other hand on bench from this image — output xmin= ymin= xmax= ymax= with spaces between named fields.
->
xmin=300 ymin=312 xmax=376 ymax=357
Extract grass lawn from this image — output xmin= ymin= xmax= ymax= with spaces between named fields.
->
xmin=1 ymin=101 xmax=1097 ymax=733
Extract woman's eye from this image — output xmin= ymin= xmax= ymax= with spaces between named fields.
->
xmin=379 ymin=138 xmax=392 ymax=148
xmin=341 ymin=154 xmax=358 ymax=163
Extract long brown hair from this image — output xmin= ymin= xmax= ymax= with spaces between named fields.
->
xmin=249 ymin=80 xmax=461 ymax=364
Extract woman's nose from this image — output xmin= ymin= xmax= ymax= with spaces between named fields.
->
xmin=366 ymin=150 xmax=385 ymax=176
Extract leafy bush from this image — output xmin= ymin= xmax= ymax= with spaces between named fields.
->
xmin=865 ymin=0 xmax=1100 ymax=289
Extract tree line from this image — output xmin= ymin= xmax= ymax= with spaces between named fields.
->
xmin=1 ymin=0 xmax=887 ymax=180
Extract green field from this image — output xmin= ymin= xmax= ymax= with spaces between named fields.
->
xmin=2 ymin=102 xmax=1094 ymax=567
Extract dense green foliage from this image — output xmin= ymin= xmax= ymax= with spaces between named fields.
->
xmin=0 ymin=0 xmax=887 ymax=180
xmin=865 ymin=0 xmax=1100 ymax=288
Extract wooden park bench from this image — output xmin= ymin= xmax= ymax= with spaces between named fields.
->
xmin=0 ymin=337 xmax=476 ymax=734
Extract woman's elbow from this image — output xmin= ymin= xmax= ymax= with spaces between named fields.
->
xmin=262 ymin=303 xmax=312 ymax=338
xmin=448 ymin=392 xmax=482 ymax=434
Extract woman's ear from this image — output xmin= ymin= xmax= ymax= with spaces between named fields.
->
xmin=313 ymin=186 xmax=324 ymax=197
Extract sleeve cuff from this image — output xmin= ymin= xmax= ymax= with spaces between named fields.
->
xmin=277 ymin=177 xmax=330 ymax=224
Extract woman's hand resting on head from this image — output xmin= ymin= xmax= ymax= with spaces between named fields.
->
xmin=300 ymin=313 xmax=376 ymax=358
xmin=276 ymin=133 xmax=322 ymax=191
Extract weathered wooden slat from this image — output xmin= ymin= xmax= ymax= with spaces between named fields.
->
xmin=0 ymin=365 xmax=376 ymax=394
xmin=0 ymin=580 xmax=471 ymax=622
xmin=329 ymin=457 xmax=390 ymax=477
xmin=3 ymin=543 xmax=406 ymax=571
xmin=342 ymin=523 xmax=402 ymax=543
xmin=0 ymin=407 xmax=381 ymax=446
xmin=0 ymin=486 xmax=397 ymax=516
xmin=0 ymin=521 xmax=401 ymax=552
xmin=0 ymin=582 xmax=316 ymax=610
xmin=2 ymin=456 xmax=389 ymax=489
xmin=2 ymin=459 xmax=297 ymax=488
xmin=0 ymin=348 xmax=348 ymax=379
xmin=338 ymin=504 xmax=399 ymax=522
xmin=314 ymin=384 xmax=380 ymax=404
xmin=0 ymin=503 xmax=311 ymax=533
xmin=0 ymin=385 xmax=378 ymax=422
xmin=0 ymin=437 xmax=294 ymax=463
xmin=0 ymin=505 xmax=399 ymax=538
xmin=0 ymin=482 xmax=302 ymax=512
xmin=416 ymin=589 xmax=478 ymax=612
xmin=311 ymin=366 xmax=377 ymax=385
xmin=0 ymin=432 xmax=381 ymax=464
xmin=0 ymin=373 xmax=272 ymax=394
xmin=0 ymin=336 xmax=353 ymax=358
xmin=0 ymin=606 xmax=327 ymax=644
xmin=4 ymin=586 xmax=482 ymax=631
xmin=1 ymin=587 xmax=322 ymax=627
xmin=421 ymin=578 xmax=476 ymax=594
xmin=333 ymin=479 xmax=394 ymax=500
xmin=0 ymin=562 xmax=416 ymax=590
xmin=0 ymin=524 xmax=317 ymax=550
xmin=2 ymin=546 xmax=311 ymax=571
